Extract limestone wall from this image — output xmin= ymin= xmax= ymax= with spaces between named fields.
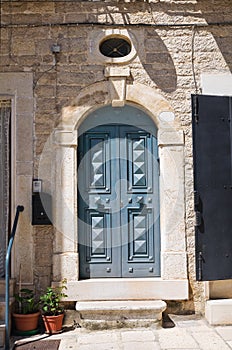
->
xmin=1 ymin=0 xmax=232 ymax=313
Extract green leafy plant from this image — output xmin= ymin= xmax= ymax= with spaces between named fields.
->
xmin=14 ymin=288 xmax=39 ymax=314
xmin=39 ymin=279 xmax=67 ymax=316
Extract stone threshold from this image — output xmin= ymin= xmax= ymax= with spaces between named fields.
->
xmin=61 ymin=278 xmax=189 ymax=301
xmin=0 ymin=323 xmax=5 ymax=348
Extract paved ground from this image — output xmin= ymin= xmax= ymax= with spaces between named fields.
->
xmin=13 ymin=315 xmax=232 ymax=350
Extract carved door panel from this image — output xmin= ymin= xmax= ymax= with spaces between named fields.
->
xmin=78 ymin=107 xmax=160 ymax=279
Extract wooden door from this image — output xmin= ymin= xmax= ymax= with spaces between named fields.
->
xmin=78 ymin=106 xmax=160 ymax=278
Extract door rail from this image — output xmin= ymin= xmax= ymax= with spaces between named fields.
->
xmin=5 ymin=205 xmax=24 ymax=350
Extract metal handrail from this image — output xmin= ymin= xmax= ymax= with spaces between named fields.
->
xmin=5 ymin=205 xmax=24 ymax=350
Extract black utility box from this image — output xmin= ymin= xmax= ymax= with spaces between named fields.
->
xmin=32 ymin=193 xmax=52 ymax=225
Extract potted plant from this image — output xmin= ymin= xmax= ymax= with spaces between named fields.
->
xmin=39 ymin=279 xmax=67 ymax=334
xmin=13 ymin=288 xmax=40 ymax=334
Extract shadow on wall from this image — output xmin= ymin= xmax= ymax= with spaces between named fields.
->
xmin=141 ymin=30 xmax=177 ymax=93
xmin=211 ymin=30 xmax=232 ymax=72
xmin=146 ymin=0 xmax=232 ymax=73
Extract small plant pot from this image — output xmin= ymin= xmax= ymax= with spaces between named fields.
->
xmin=13 ymin=311 xmax=40 ymax=332
xmin=42 ymin=314 xmax=64 ymax=334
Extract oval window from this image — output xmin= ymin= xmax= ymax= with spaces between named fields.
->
xmin=99 ymin=37 xmax=132 ymax=58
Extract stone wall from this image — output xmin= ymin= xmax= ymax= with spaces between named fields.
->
xmin=1 ymin=0 xmax=232 ymax=313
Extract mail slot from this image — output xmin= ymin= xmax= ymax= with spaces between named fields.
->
xmin=32 ymin=193 xmax=52 ymax=225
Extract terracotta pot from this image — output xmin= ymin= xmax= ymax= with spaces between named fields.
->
xmin=42 ymin=313 xmax=64 ymax=334
xmin=13 ymin=311 xmax=40 ymax=332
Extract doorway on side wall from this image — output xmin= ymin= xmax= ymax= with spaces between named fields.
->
xmin=78 ymin=105 xmax=160 ymax=279
xmin=0 ymin=100 xmax=11 ymax=278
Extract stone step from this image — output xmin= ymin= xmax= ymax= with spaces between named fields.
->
xmin=0 ymin=322 xmax=5 ymax=348
xmin=0 ymin=297 xmax=14 ymax=321
xmin=0 ymin=279 xmax=15 ymax=297
xmin=205 ymin=298 xmax=232 ymax=325
xmin=75 ymin=300 xmax=166 ymax=329
xmin=66 ymin=279 xmax=188 ymax=301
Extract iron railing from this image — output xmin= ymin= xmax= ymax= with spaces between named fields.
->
xmin=5 ymin=205 xmax=24 ymax=350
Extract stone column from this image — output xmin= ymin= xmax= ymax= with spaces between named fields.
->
xmin=52 ymin=130 xmax=78 ymax=282
xmin=158 ymin=130 xmax=187 ymax=280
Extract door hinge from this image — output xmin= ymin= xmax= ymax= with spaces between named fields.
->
xmin=195 ymin=211 xmax=201 ymax=226
xmin=193 ymin=95 xmax=199 ymax=123
xmin=197 ymin=251 xmax=203 ymax=281
xmin=157 ymin=158 xmax=160 ymax=176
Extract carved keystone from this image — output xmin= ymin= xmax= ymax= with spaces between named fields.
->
xmin=104 ymin=67 xmax=130 ymax=107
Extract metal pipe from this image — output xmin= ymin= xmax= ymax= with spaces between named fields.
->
xmin=5 ymin=205 xmax=24 ymax=350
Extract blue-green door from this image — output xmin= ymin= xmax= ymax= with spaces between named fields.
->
xmin=78 ymin=106 xmax=160 ymax=278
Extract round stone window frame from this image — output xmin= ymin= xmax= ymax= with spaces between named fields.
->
xmin=89 ymin=29 xmax=138 ymax=65
xmin=99 ymin=36 xmax=132 ymax=59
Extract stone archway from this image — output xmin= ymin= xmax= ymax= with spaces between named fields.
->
xmin=51 ymin=80 xmax=188 ymax=301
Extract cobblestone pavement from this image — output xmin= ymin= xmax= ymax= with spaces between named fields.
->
xmin=13 ymin=315 xmax=232 ymax=350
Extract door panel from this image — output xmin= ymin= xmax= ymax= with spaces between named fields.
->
xmin=120 ymin=127 xmax=160 ymax=277
xmin=78 ymin=126 xmax=121 ymax=278
xmin=192 ymin=94 xmax=232 ymax=281
xmin=78 ymin=107 xmax=160 ymax=279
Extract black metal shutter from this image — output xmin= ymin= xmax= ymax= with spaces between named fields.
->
xmin=192 ymin=94 xmax=232 ymax=281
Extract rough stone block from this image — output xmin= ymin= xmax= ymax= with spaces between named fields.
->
xmin=205 ymin=299 xmax=232 ymax=325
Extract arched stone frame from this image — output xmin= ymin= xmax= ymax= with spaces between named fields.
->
xmin=51 ymin=80 xmax=188 ymax=301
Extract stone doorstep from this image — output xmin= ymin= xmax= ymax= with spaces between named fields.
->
xmin=205 ymin=298 xmax=232 ymax=325
xmin=0 ymin=323 xmax=5 ymax=348
xmin=75 ymin=300 xmax=166 ymax=329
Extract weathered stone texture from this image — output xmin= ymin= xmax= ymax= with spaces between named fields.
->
xmin=1 ymin=0 xmax=232 ymax=315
